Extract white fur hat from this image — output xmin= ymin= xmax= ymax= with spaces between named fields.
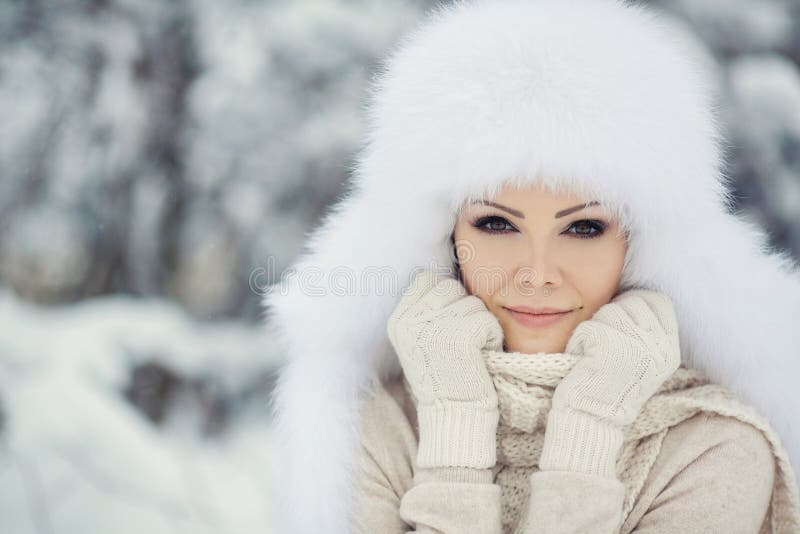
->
xmin=263 ymin=1 xmax=800 ymax=532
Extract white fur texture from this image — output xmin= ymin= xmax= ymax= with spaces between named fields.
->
xmin=263 ymin=1 xmax=800 ymax=532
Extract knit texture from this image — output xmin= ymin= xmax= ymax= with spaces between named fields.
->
xmin=552 ymin=289 xmax=682 ymax=430
xmin=403 ymin=349 xmax=800 ymax=534
xmin=387 ymin=270 xmax=504 ymax=469
xmin=537 ymin=407 xmax=624 ymax=478
xmin=536 ymin=289 xmax=682 ymax=479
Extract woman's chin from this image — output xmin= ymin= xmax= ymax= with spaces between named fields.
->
xmin=504 ymin=324 xmax=571 ymax=352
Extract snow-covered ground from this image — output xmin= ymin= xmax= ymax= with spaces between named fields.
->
xmin=0 ymin=289 xmax=284 ymax=533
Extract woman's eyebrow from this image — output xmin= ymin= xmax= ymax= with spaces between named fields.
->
xmin=470 ymin=200 xmax=600 ymax=219
xmin=555 ymin=201 xmax=600 ymax=218
xmin=471 ymin=200 xmax=525 ymax=218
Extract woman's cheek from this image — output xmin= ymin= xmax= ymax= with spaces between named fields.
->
xmin=461 ymin=250 xmax=507 ymax=295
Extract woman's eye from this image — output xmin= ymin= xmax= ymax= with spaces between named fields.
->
xmin=472 ymin=216 xmax=607 ymax=238
xmin=566 ymin=219 xmax=606 ymax=239
xmin=474 ymin=216 xmax=515 ymax=234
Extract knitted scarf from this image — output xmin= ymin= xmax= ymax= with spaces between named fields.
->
xmin=404 ymin=349 xmax=800 ymax=533
xmin=481 ymin=349 xmax=800 ymax=534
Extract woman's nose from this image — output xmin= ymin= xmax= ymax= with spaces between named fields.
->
xmin=514 ymin=242 xmax=563 ymax=291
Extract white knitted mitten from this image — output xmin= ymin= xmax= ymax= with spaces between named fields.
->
xmin=539 ymin=289 xmax=682 ymax=477
xmin=387 ymin=268 xmax=504 ymax=469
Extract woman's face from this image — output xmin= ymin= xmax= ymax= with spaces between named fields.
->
xmin=452 ymin=182 xmax=628 ymax=355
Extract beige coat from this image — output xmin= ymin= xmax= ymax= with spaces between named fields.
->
xmin=355 ymin=376 xmax=779 ymax=533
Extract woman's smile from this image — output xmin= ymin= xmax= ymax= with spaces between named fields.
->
xmin=503 ymin=307 xmax=575 ymax=328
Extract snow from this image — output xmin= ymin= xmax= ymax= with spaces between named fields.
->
xmin=0 ymin=289 xmax=284 ymax=533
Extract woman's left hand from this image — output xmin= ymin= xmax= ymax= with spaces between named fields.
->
xmin=552 ymin=288 xmax=682 ymax=428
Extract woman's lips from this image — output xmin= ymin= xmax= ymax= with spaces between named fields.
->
xmin=503 ymin=307 xmax=574 ymax=328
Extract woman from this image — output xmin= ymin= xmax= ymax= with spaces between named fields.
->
xmin=264 ymin=0 xmax=800 ymax=533
xmin=360 ymin=183 xmax=786 ymax=533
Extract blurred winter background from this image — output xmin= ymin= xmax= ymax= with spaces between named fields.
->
xmin=0 ymin=0 xmax=798 ymax=532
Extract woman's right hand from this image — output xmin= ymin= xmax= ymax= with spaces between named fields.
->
xmin=387 ymin=268 xmax=504 ymax=469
